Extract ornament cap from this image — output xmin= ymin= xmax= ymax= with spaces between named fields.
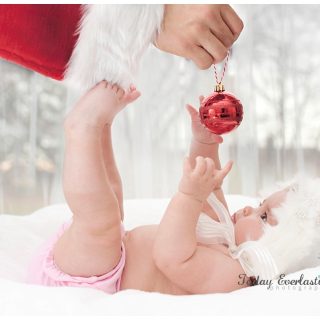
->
xmin=214 ymin=83 xmax=225 ymax=92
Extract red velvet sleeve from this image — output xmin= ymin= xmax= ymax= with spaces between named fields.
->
xmin=0 ymin=4 xmax=82 ymax=79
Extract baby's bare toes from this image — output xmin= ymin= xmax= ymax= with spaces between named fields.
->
xmin=103 ymin=81 xmax=111 ymax=91
xmin=98 ymin=80 xmax=107 ymax=87
xmin=107 ymin=82 xmax=118 ymax=93
xmin=90 ymin=80 xmax=106 ymax=92
xmin=117 ymin=88 xmax=125 ymax=99
xmin=109 ymin=83 xmax=117 ymax=92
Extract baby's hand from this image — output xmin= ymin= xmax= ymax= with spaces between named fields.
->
xmin=179 ymin=156 xmax=233 ymax=202
xmin=186 ymin=96 xmax=223 ymax=144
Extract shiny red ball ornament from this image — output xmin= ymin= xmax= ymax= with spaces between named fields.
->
xmin=199 ymin=85 xmax=243 ymax=135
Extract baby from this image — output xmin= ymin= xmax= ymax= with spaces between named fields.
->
xmin=26 ymin=81 xmax=320 ymax=295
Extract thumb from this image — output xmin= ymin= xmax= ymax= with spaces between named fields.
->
xmin=214 ymin=135 xmax=224 ymax=144
xmin=183 ymin=157 xmax=192 ymax=173
xmin=220 ymin=161 xmax=233 ymax=179
xmin=185 ymin=104 xmax=199 ymax=119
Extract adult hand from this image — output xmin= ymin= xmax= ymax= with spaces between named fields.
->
xmin=155 ymin=4 xmax=244 ymax=69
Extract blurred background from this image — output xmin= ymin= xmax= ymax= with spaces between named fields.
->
xmin=1 ymin=4 xmax=320 ymax=215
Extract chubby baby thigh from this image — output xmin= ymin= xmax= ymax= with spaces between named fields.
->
xmin=52 ymin=216 xmax=124 ymax=278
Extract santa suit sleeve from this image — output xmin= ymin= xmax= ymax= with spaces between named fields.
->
xmin=0 ymin=4 xmax=164 ymax=91
xmin=65 ymin=4 xmax=164 ymax=91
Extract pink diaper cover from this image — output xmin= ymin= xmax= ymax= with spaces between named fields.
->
xmin=25 ymin=220 xmax=126 ymax=294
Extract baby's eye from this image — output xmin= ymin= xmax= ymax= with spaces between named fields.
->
xmin=261 ymin=212 xmax=267 ymax=222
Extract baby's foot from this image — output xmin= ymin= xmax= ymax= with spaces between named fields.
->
xmin=101 ymin=82 xmax=141 ymax=124
xmin=66 ymin=81 xmax=140 ymax=130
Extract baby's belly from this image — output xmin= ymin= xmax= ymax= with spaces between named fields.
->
xmin=120 ymin=225 xmax=188 ymax=295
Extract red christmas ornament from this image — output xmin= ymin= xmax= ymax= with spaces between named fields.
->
xmin=199 ymin=52 xmax=243 ymax=135
xmin=199 ymin=86 xmax=243 ymax=135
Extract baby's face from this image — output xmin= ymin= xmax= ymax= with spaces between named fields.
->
xmin=231 ymin=188 xmax=289 ymax=245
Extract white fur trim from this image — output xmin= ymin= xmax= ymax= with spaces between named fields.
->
xmin=64 ymin=4 xmax=164 ymax=91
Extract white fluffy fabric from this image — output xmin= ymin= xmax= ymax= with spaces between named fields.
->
xmin=64 ymin=4 xmax=164 ymax=92
xmin=258 ymin=177 xmax=320 ymax=276
xmin=1 ymin=196 xmax=320 ymax=316
xmin=231 ymin=177 xmax=320 ymax=282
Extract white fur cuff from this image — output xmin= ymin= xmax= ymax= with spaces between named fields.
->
xmin=64 ymin=4 xmax=164 ymax=92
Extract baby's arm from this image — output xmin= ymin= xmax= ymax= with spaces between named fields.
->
xmin=186 ymin=101 xmax=229 ymax=213
xmin=153 ymin=157 xmax=243 ymax=293
xmin=189 ymin=139 xmax=229 ymax=214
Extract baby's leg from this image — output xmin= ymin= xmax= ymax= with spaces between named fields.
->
xmin=102 ymin=124 xmax=124 ymax=221
xmin=53 ymin=82 xmax=139 ymax=277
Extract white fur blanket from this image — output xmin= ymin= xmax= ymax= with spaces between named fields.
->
xmin=0 ymin=196 xmax=319 ymax=316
